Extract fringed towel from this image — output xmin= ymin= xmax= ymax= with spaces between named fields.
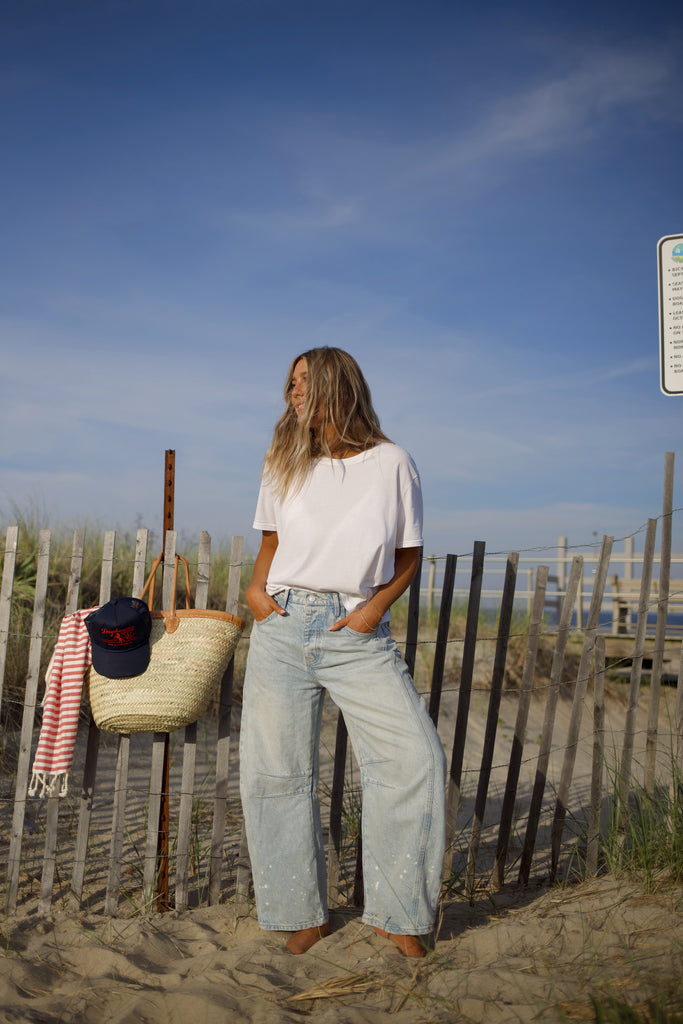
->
xmin=29 ymin=607 xmax=99 ymax=797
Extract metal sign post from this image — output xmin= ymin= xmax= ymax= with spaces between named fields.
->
xmin=156 ymin=449 xmax=175 ymax=910
xmin=658 ymin=234 xmax=683 ymax=395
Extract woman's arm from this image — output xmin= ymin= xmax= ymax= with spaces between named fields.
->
xmin=328 ymin=547 xmax=421 ymax=633
xmin=245 ymin=530 xmax=287 ymax=621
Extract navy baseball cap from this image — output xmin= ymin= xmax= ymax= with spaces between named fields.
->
xmin=85 ymin=597 xmax=152 ymax=678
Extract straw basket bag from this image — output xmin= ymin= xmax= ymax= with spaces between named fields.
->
xmin=87 ymin=553 xmax=245 ymax=734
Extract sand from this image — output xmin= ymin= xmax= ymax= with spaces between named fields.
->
xmin=2 ymin=877 xmax=682 ymax=1023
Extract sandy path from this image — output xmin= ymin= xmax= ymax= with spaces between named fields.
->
xmin=2 ymin=878 xmax=681 ymax=1023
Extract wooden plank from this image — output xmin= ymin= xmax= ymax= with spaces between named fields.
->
xmin=428 ymin=554 xmax=457 ymax=726
xmin=550 ymin=534 xmax=613 ymax=881
xmin=675 ymin=638 xmax=683 ymax=787
xmin=0 ymin=525 xmax=19 ymax=715
xmin=105 ymin=528 xmax=148 ymax=915
xmin=493 ymin=565 xmax=548 ymax=889
xmin=70 ymin=529 xmax=116 ymax=908
xmin=466 ymin=552 xmax=518 ymax=886
xmin=7 ymin=529 xmax=51 ymax=913
xmin=142 ymin=531 xmax=177 ymax=908
xmin=645 ymin=452 xmax=674 ymax=793
xmin=143 ymin=733 xmax=168 ymax=907
xmin=403 ymin=549 xmax=423 ymax=677
xmin=209 ymin=535 xmax=243 ymax=905
xmin=518 ymin=556 xmax=583 ymax=884
xmin=586 ymin=636 xmax=605 ymax=877
xmin=443 ymin=541 xmax=485 ymax=879
xmin=39 ymin=529 xmax=85 ymax=914
xmin=618 ymin=518 xmax=657 ymax=827
xmin=327 ymin=711 xmax=349 ymax=906
xmin=175 ymin=530 xmax=211 ymax=909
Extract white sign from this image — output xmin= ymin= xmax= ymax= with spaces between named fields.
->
xmin=659 ymin=233 xmax=683 ymax=395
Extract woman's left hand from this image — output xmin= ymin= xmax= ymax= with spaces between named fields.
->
xmin=328 ymin=608 xmax=379 ymax=633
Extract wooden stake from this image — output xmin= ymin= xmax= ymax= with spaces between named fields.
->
xmin=156 ymin=450 xmax=175 ymax=910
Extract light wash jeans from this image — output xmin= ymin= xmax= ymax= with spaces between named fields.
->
xmin=239 ymin=589 xmax=447 ymax=935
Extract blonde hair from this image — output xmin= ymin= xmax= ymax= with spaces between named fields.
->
xmin=263 ymin=347 xmax=391 ymax=497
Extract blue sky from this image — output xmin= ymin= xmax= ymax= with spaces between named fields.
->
xmin=2 ymin=0 xmax=682 ymax=564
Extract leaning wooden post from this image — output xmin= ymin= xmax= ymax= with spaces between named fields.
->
xmin=645 ymin=452 xmax=674 ymax=794
xmin=586 ymin=636 xmax=606 ymax=876
xmin=618 ymin=518 xmax=657 ymax=828
xmin=550 ymin=534 xmax=613 ymax=882
xmin=675 ymin=638 xmax=683 ymax=791
xmin=428 ymin=554 xmax=457 ymax=726
xmin=518 ymin=556 xmax=583 ymax=885
xmin=467 ymin=552 xmax=518 ymax=887
xmin=0 ymin=525 xmax=19 ymax=719
xmin=442 ymin=541 xmax=485 ymax=881
xmin=493 ymin=565 xmax=548 ymax=889
xmin=208 ymin=534 xmax=243 ymax=905
xmin=7 ymin=530 xmax=51 ymax=914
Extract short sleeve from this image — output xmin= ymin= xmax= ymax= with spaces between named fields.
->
xmin=395 ymin=454 xmax=423 ymax=548
xmin=252 ymin=475 xmax=278 ymax=531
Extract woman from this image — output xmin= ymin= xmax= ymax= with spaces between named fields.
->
xmin=240 ymin=347 xmax=446 ymax=957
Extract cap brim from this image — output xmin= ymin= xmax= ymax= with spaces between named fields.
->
xmin=91 ymin=642 xmax=151 ymax=679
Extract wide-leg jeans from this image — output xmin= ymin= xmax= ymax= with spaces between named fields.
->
xmin=239 ymin=589 xmax=447 ymax=935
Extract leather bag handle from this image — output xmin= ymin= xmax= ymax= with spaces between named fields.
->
xmin=140 ymin=552 xmax=192 ymax=632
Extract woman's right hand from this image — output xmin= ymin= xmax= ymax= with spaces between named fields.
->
xmin=246 ymin=583 xmax=286 ymax=622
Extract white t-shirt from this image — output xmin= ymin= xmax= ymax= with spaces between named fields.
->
xmin=253 ymin=442 xmax=423 ymax=613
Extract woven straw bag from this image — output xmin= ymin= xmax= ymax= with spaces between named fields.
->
xmin=87 ymin=553 xmax=245 ymax=734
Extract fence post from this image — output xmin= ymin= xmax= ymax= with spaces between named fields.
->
xmin=493 ymin=565 xmax=548 ymax=889
xmin=443 ymin=541 xmax=485 ymax=881
xmin=0 ymin=525 xmax=19 ymax=717
xmin=467 ymin=552 xmax=518 ymax=887
xmin=550 ymin=534 xmax=613 ymax=881
xmin=519 ymin=555 xmax=583 ymax=885
xmin=645 ymin=451 xmax=675 ymax=793
xmin=7 ymin=530 xmax=51 ymax=913
xmin=586 ymin=635 xmax=605 ymax=877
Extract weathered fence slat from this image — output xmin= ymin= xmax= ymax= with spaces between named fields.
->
xmin=70 ymin=530 xmax=116 ymax=907
xmin=105 ymin=528 xmax=149 ymax=914
xmin=7 ymin=529 xmax=51 ymax=913
xmin=175 ymin=531 xmax=211 ymax=909
xmin=443 ymin=541 xmax=485 ymax=879
xmin=466 ymin=552 xmax=518 ymax=887
xmin=645 ymin=452 xmax=674 ymax=793
xmin=428 ymin=554 xmax=457 ymax=726
xmin=618 ymin=518 xmax=657 ymax=827
xmin=39 ymin=529 xmax=86 ymax=914
xmin=675 ymin=638 xmax=683 ymax=787
xmin=0 ymin=525 xmax=19 ymax=715
xmin=586 ymin=636 xmax=605 ymax=877
xmin=550 ymin=534 xmax=613 ymax=881
xmin=209 ymin=535 xmax=243 ymax=905
xmin=493 ymin=565 xmax=548 ymax=889
xmin=518 ymin=555 xmax=583 ymax=885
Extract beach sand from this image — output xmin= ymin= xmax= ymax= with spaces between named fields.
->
xmin=2 ymin=877 xmax=682 ymax=1023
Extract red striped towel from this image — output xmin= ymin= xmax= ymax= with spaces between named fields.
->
xmin=29 ymin=607 xmax=99 ymax=797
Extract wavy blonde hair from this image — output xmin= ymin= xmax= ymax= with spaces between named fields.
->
xmin=263 ymin=347 xmax=391 ymax=497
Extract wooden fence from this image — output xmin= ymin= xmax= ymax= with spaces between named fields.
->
xmin=1 ymin=521 xmax=683 ymax=919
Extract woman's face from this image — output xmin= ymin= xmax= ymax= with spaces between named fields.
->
xmin=290 ymin=358 xmax=309 ymax=421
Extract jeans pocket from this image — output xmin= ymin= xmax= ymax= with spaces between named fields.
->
xmin=343 ymin=624 xmax=375 ymax=638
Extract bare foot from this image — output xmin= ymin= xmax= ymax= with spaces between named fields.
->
xmin=373 ymin=927 xmax=427 ymax=957
xmin=286 ymin=922 xmax=331 ymax=954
